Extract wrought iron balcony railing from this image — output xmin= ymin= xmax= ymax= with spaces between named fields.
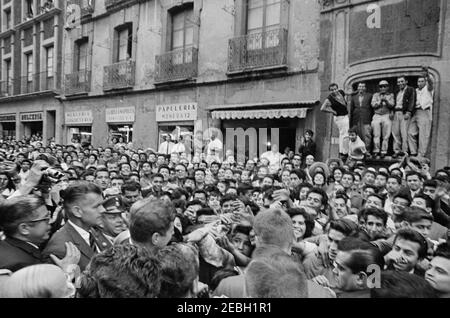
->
xmin=65 ymin=70 xmax=91 ymax=95
xmin=0 ymin=81 xmax=13 ymax=97
xmin=228 ymin=28 xmax=288 ymax=73
xmin=105 ymin=0 xmax=135 ymax=10
xmin=103 ymin=60 xmax=135 ymax=90
xmin=155 ymin=46 xmax=198 ymax=83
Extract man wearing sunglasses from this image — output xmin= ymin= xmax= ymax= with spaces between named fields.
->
xmin=0 ymin=195 xmax=79 ymax=272
xmin=371 ymin=80 xmax=395 ymax=159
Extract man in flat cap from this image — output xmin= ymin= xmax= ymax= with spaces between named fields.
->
xmin=91 ymin=196 xmax=128 ymax=251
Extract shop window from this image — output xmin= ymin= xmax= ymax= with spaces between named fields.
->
xmin=109 ymin=125 xmax=133 ymax=144
xmin=158 ymin=125 xmax=194 ymax=156
xmin=68 ymin=127 xmax=92 ymax=146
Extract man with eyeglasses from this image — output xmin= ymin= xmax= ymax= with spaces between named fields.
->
xmin=0 ymin=195 xmax=80 ymax=272
xmin=371 ymin=80 xmax=395 ymax=159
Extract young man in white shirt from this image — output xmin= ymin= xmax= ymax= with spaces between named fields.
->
xmin=408 ymin=71 xmax=434 ymax=157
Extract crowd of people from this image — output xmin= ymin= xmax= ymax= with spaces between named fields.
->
xmin=321 ymin=68 xmax=434 ymax=162
xmin=0 ymin=112 xmax=449 ymax=299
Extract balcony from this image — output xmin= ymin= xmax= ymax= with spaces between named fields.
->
xmin=105 ymin=0 xmax=136 ymax=10
xmin=65 ymin=70 xmax=91 ymax=95
xmin=155 ymin=47 xmax=198 ymax=83
xmin=103 ymin=60 xmax=135 ymax=91
xmin=227 ymin=28 xmax=288 ymax=73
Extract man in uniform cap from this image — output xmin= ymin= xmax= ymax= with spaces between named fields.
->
xmin=91 ymin=196 xmax=127 ymax=251
xmin=371 ymin=80 xmax=395 ymax=159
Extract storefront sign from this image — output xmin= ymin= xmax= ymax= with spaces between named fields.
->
xmin=20 ymin=112 xmax=43 ymax=122
xmin=0 ymin=114 xmax=16 ymax=122
xmin=106 ymin=107 xmax=135 ymax=123
xmin=65 ymin=110 xmax=93 ymax=125
xmin=156 ymin=103 xmax=198 ymax=122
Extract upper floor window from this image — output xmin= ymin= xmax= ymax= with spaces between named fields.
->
xmin=25 ymin=52 xmax=33 ymax=80
xmin=171 ymin=5 xmax=194 ymax=51
xmin=114 ymin=23 xmax=132 ymax=63
xmin=246 ymin=0 xmax=281 ymax=34
xmin=75 ymin=39 xmax=89 ymax=72
xmin=4 ymin=9 xmax=12 ymax=31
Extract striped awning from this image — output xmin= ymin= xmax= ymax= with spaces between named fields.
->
xmin=211 ymin=107 xmax=309 ymax=120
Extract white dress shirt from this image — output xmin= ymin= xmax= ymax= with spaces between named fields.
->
xmin=416 ymin=86 xmax=434 ymax=111
xmin=68 ymin=220 xmax=91 ymax=247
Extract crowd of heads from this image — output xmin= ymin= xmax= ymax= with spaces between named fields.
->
xmin=0 ymin=133 xmax=449 ymax=298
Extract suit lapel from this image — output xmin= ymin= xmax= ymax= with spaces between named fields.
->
xmin=6 ymin=237 xmax=42 ymax=261
xmin=65 ymin=223 xmax=95 ymax=259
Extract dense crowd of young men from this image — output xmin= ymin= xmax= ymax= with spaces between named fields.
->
xmin=0 ymin=131 xmax=449 ymax=298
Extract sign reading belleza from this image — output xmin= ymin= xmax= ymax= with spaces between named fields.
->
xmin=20 ymin=112 xmax=43 ymax=122
xmin=156 ymin=103 xmax=197 ymax=122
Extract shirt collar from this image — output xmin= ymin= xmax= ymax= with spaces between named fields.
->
xmin=68 ymin=220 xmax=91 ymax=246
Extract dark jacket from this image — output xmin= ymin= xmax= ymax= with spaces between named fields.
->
xmin=299 ymin=140 xmax=316 ymax=159
xmin=0 ymin=237 xmax=43 ymax=272
xmin=349 ymin=92 xmax=373 ymax=125
xmin=42 ymin=222 xmax=96 ymax=272
xmin=395 ymin=86 xmax=416 ymax=114
xmin=90 ymin=226 xmax=114 ymax=252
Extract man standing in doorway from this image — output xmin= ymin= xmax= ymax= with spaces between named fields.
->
xmin=392 ymin=77 xmax=415 ymax=158
xmin=349 ymin=82 xmax=373 ymax=156
xmin=321 ymin=83 xmax=349 ymax=161
xmin=371 ymin=80 xmax=395 ymax=159
xmin=408 ymin=69 xmax=434 ymax=158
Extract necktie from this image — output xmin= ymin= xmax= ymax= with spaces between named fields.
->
xmin=89 ymin=232 xmax=96 ymax=250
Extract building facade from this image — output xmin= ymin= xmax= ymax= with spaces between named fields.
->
xmin=318 ymin=0 xmax=450 ymax=169
xmin=60 ymin=0 xmax=322 ymax=162
xmin=0 ymin=0 xmax=64 ymax=143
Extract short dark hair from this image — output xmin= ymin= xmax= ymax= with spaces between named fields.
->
xmin=61 ymin=182 xmax=103 ymax=212
xmin=0 ymin=195 xmax=46 ymax=236
xmin=328 ymin=219 xmax=356 ymax=237
xmin=435 ymin=241 xmax=450 ymax=260
xmin=412 ymin=193 xmax=434 ymax=210
xmin=423 ymin=179 xmax=438 ymax=188
xmin=121 ymin=181 xmax=141 ymax=194
xmin=387 ymin=174 xmax=402 ymax=185
xmin=402 ymin=206 xmax=433 ymax=224
xmin=78 ymin=244 xmax=161 ymax=298
xmin=286 ymin=208 xmax=315 ymax=239
xmin=129 ymin=199 xmax=175 ymax=245
xmin=393 ymin=229 xmax=428 ymax=260
xmin=337 ymin=237 xmax=385 ymax=274
xmin=406 ymin=171 xmax=423 ymax=180
xmin=370 ymin=270 xmax=436 ymax=298
xmin=307 ymin=187 xmax=329 ymax=207
xmin=152 ymin=173 xmax=164 ymax=180
xmin=220 ymin=193 xmax=238 ymax=207
xmin=329 ymin=83 xmax=339 ymax=90
xmin=362 ymin=207 xmax=388 ymax=226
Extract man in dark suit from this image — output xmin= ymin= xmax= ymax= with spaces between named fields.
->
xmin=43 ymin=182 xmax=106 ymax=271
xmin=0 ymin=195 xmax=79 ymax=272
xmin=349 ymin=82 xmax=373 ymax=154
xmin=393 ymin=77 xmax=416 ymax=158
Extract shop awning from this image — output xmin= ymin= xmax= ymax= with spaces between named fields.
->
xmin=208 ymin=100 xmax=317 ymax=120
xmin=211 ymin=107 xmax=310 ymax=120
